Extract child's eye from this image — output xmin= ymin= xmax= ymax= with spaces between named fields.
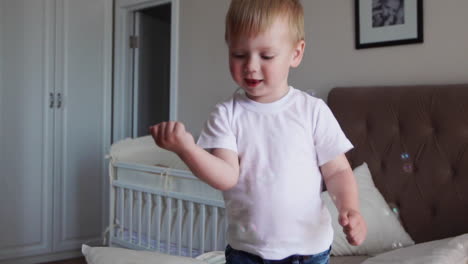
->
xmin=231 ymin=53 xmax=245 ymax=59
xmin=261 ymin=55 xmax=274 ymax=60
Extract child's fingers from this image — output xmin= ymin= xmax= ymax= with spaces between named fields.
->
xmin=344 ymin=221 xmax=361 ymax=238
xmin=342 ymin=214 xmax=360 ymax=233
xmin=165 ymin=121 xmax=176 ymax=138
xmin=174 ymin=122 xmax=186 ymax=135
xmin=345 ymin=226 xmax=361 ymax=244
xmin=150 ymin=125 xmax=159 ymax=138
xmin=340 ymin=211 xmax=367 ymax=246
xmin=347 ymin=229 xmax=365 ymax=246
xmin=149 ymin=125 xmax=162 ymax=146
xmin=346 ymin=213 xmax=360 ymax=229
xmin=339 ymin=213 xmax=349 ymax=227
xmin=150 ymin=124 xmax=160 ymax=139
xmin=159 ymin=122 xmax=167 ymax=142
xmin=347 ymin=235 xmax=360 ymax=246
xmin=345 ymin=220 xmax=367 ymax=246
xmin=345 ymin=233 xmax=355 ymax=244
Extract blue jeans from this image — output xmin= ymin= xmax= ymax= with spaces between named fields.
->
xmin=225 ymin=245 xmax=331 ymax=264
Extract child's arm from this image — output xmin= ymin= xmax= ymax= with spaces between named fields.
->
xmin=321 ymin=154 xmax=367 ymax=246
xmin=149 ymin=121 xmax=239 ymax=191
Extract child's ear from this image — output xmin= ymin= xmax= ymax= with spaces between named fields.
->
xmin=290 ymin=40 xmax=305 ymax=68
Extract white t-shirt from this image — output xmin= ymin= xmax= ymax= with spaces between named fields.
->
xmin=197 ymin=87 xmax=353 ymax=260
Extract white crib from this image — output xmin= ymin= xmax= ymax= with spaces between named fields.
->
xmin=108 ymin=136 xmax=227 ymax=258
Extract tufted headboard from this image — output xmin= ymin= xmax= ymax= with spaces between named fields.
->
xmin=327 ymin=84 xmax=468 ymax=244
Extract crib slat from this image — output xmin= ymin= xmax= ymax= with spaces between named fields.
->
xmin=120 ymin=187 xmax=125 ymax=240
xmin=129 ymin=190 xmax=133 ymax=243
xmin=188 ymin=201 xmax=194 ymax=257
xmin=109 ymin=185 xmax=115 ymax=246
xmin=212 ymin=207 xmax=218 ymax=251
xmin=146 ymin=193 xmax=152 ymax=249
xmin=137 ymin=191 xmax=142 ymax=245
xmin=166 ymin=197 xmax=172 ymax=254
xmin=177 ymin=199 xmax=183 ymax=255
xmin=200 ymin=204 xmax=206 ymax=254
xmin=156 ymin=195 xmax=161 ymax=251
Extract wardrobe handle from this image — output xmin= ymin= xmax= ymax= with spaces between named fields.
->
xmin=49 ymin=93 xmax=55 ymax=108
xmin=57 ymin=93 xmax=62 ymax=108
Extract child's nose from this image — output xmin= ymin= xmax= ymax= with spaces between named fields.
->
xmin=244 ymin=57 xmax=259 ymax=74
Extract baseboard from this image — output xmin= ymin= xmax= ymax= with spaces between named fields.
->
xmin=0 ymin=250 xmax=83 ymax=264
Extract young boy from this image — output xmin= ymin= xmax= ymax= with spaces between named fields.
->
xmin=149 ymin=0 xmax=367 ymax=263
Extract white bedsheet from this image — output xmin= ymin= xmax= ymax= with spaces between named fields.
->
xmin=196 ymin=251 xmax=226 ymax=264
xmin=363 ymin=234 xmax=468 ymax=264
xmin=194 ymin=234 xmax=468 ymax=264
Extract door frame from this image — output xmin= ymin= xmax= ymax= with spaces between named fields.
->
xmin=113 ymin=0 xmax=179 ymax=142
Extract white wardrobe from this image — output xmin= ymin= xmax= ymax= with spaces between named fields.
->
xmin=0 ymin=0 xmax=112 ymax=263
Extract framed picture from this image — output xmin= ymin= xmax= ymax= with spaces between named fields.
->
xmin=355 ymin=0 xmax=423 ymax=49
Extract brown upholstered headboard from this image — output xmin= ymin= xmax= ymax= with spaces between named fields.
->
xmin=327 ymin=84 xmax=468 ymax=244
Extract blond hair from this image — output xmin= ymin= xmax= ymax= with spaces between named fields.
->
xmin=225 ymin=0 xmax=305 ymax=44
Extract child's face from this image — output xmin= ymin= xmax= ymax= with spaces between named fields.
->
xmin=228 ymin=17 xmax=305 ymax=103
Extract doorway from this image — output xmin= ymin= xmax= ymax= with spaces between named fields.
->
xmin=113 ymin=0 xmax=179 ymax=142
xmin=132 ymin=4 xmax=171 ymax=137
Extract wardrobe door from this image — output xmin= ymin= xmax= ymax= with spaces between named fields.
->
xmin=52 ymin=0 xmax=111 ymax=251
xmin=0 ymin=0 xmax=55 ymax=260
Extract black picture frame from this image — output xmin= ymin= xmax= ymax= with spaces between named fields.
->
xmin=355 ymin=0 xmax=423 ymax=49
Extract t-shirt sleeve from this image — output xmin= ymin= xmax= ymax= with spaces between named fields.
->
xmin=313 ymin=99 xmax=353 ymax=166
xmin=197 ymin=103 xmax=238 ymax=153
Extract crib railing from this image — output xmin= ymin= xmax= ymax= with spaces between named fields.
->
xmin=109 ymin=181 xmax=227 ymax=257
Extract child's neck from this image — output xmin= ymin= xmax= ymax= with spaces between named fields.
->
xmin=246 ymin=85 xmax=290 ymax=104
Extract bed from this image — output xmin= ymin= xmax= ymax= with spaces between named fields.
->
xmin=327 ymin=84 xmax=468 ymax=263
xmin=89 ymin=84 xmax=468 ymax=264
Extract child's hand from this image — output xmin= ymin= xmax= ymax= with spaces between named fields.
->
xmin=338 ymin=209 xmax=367 ymax=246
xmin=149 ymin=121 xmax=195 ymax=155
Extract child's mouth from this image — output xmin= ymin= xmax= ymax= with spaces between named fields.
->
xmin=245 ymin=79 xmax=262 ymax=87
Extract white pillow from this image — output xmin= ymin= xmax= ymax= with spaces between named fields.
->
xmin=82 ymin=244 xmax=208 ymax=264
xmin=321 ymin=162 xmax=415 ymax=256
xmin=362 ymin=234 xmax=468 ymax=264
xmin=195 ymin=251 xmax=226 ymax=264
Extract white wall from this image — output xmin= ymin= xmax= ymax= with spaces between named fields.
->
xmin=178 ymin=0 xmax=233 ymax=136
xmin=178 ymin=0 xmax=468 ymax=136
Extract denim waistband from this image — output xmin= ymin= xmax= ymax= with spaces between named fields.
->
xmin=226 ymin=245 xmax=331 ymax=264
